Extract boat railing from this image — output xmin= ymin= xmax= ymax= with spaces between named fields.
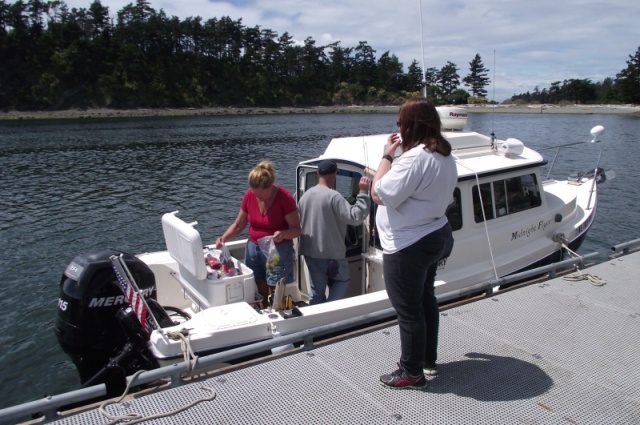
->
xmin=539 ymin=139 xmax=604 ymax=210
xmin=537 ymin=141 xmax=586 ymax=180
xmin=0 ymin=250 xmax=603 ymax=424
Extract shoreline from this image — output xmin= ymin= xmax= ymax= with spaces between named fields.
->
xmin=1 ymin=104 xmax=639 ymax=121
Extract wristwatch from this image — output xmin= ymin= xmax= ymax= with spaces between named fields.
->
xmin=382 ymin=154 xmax=394 ymax=163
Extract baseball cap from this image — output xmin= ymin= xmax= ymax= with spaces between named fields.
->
xmin=318 ymin=160 xmax=338 ymax=175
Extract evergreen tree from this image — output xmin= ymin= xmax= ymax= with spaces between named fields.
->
xmin=615 ymin=45 xmax=640 ymax=104
xmin=596 ymin=77 xmax=617 ymax=104
xmin=437 ymin=61 xmax=460 ymax=102
xmin=0 ymin=0 xmax=637 ymax=110
xmin=424 ymin=67 xmax=438 ymax=86
xmin=353 ymin=41 xmax=376 ymax=90
xmin=405 ymin=60 xmax=423 ymax=92
xmin=462 ymin=53 xmax=490 ymax=98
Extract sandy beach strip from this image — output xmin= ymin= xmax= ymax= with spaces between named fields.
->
xmin=0 ymin=104 xmax=638 ymax=121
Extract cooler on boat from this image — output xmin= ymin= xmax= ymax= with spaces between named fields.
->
xmin=161 ymin=212 xmax=256 ymax=310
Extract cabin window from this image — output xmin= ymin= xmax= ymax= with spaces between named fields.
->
xmin=473 ymin=173 xmax=541 ymax=222
xmin=473 ymin=182 xmax=494 ymax=222
xmin=304 ymin=172 xmax=319 ymax=192
xmin=304 ymin=168 xmax=359 ymax=200
xmin=446 ymin=188 xmax=462 ymax=231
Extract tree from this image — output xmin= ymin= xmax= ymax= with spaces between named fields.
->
xmin=462 ymin=53 xmax=490 ymax=97
xmin=424 ymin=67 xmax=438 ymax=86
xmin=549 ymin=81 xmax=561 ymax=103
xmin=595 ymin=77 xmax=618 ymax=104
xmin=615 ymin=45 xmax=640 ymax=104
xmin=353 ymin=41 xmax=376 ymax=89
xmin=327 ymin=42 xmax=353 ymax=85
xmin=376 ymin=51 xmax=403 ymax=93
xmin=437 ymin=61 xmax=460 ymax=103
xmin=561 ymin=78 xmax=596 ymax=104
xmin=405 ymin=60 xmax=423 ymax=92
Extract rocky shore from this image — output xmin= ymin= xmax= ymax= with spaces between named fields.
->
xmin=1 ymin=104 xmax=639 ymax=121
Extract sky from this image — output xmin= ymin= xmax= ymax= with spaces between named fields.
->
xmin=60 ymin=0 xmax=639 ymax=102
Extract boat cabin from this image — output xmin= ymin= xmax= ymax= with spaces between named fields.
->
xmin=293 ymin=110 xmax=587 ymax=301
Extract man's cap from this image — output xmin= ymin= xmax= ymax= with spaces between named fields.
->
xmin=318 ymin=160 xmax=338 ymax=175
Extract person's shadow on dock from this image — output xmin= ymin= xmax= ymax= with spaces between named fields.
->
xmin=427 ymin=352 xmax=553 ymax=401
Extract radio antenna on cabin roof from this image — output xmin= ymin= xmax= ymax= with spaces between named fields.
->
xmin=419 ymin=0 xmax=427 ymax=98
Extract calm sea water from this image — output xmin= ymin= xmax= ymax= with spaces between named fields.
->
xmin=0 ymin=111 xmax=638 ymax=408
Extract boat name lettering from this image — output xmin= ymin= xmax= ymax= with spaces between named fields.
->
xmin=448 ymin=112 xmax=468 ymax=118
xmin=511 ymin=219 xmax=552 ymax=240
xmin=538 ymin=219 xmax=552 ymax=231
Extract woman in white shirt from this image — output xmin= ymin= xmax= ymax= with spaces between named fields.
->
xmin=372 ymin=97 xmax=457 ymax=390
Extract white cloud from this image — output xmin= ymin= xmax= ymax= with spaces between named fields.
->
xmin=57 ymin=0 xmax=640 ymax=102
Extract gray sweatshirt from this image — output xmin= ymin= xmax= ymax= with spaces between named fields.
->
xmin=298 ymin=184 xmax=370 ymax=259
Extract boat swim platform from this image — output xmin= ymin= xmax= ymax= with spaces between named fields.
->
xmin=30 ymin=252 xmax=640 ymax=424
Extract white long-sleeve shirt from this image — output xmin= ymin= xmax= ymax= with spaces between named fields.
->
xmin=374 ymin=145 xmax=457 ymax=254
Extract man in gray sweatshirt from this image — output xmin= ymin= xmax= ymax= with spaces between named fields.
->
xmin=298 ymin=160 xmax=371 ymax=304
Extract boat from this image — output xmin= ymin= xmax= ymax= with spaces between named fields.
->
xmin=54 ymin=107 xmax=611 ymax=396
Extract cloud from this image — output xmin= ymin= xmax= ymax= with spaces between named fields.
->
xmin=55 ymin=0 xmax=640 ymax=102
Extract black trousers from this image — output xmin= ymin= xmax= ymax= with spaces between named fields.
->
xmin=383 ymin=222 xmax=453 ymax=375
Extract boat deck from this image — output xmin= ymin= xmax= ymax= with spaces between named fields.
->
xmin=26 ymin=252 xmax=640 ymax=424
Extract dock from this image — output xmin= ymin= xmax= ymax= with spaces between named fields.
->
xmin=8 ymin=250 xmax=640 ymax=424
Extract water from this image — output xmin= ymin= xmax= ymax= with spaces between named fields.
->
xmin=0 ymin=112 xmax=638 ymax=408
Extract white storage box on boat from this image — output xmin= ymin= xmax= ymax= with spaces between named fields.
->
xmin=161 ymin=211 xmax=256 ymax=309
xmin=185 ymin=259 xmax=255 ymax=309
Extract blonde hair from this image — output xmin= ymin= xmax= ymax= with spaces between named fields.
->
xmin=248 ymin=160 xmax=276 ymax=189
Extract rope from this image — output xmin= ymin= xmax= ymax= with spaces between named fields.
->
xmin=554 ymin=236 xmax=606 ymax=286
xmin=562 ymin=267 xmax=606 ymax=286
xmin=559 ymin=240 xmax=581 ymax=259
xmin=453 ymin=155 xmax=498 ymax=280
xmin=166 ymin=329 xmax=199 ymax=374
xmin=99 ymin=370 xmax=216 ymax=424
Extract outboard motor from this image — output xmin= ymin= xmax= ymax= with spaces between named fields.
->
xmin=54 ymin=248 xmax=164 ymax=396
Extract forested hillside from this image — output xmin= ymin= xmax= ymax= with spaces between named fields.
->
xmin=1 ymin=0 xmax=639 ymax=111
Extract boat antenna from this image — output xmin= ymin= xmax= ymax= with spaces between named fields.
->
xmin=363 ymin=135 xmax=369 ymax=175
xmin=490 ymin=49 xmax=497 ymax=151
xmin=419 ymin=0 xmax=427 ymax=98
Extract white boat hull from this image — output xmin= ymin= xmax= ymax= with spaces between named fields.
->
xmin=139 ymin=163 xmax=600 ymax=362
xmin=55 ymin=112 xmax=609 ymax=386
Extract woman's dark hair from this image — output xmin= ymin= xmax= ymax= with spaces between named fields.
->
xmin=397 ymin=97 xmax=452 ymax=156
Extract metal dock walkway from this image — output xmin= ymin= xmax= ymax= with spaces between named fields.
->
xmin=14 ymin=252 xmax=640 ymax=424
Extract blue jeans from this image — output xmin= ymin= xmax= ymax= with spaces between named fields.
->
xmin=305 ymin=257 xmax=350 ymax=305
xmin=383 ymin=223 xmax=454 ymax=376
xmin=245 ymin=239 xmax=295 ymax=286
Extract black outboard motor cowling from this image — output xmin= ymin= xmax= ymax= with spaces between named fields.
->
xmin=54 ymin=248 xmax=160 ymax=394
